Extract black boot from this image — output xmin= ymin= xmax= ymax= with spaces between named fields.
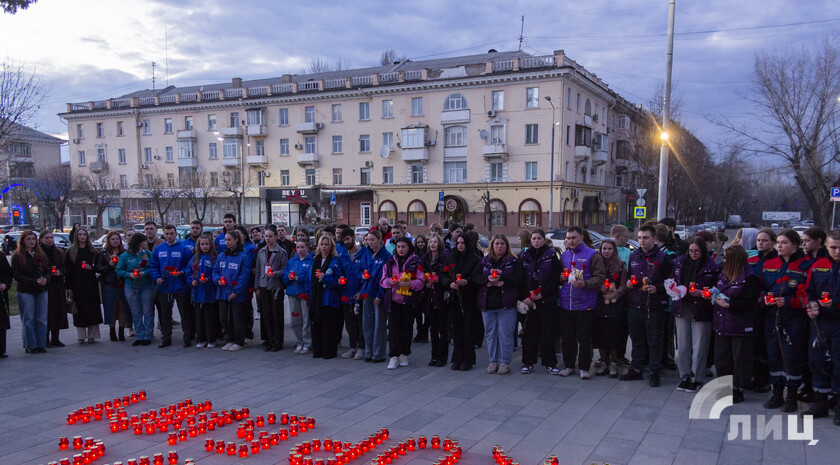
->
xmin=802 ymin=393 xmax=829 ymax=418
xmin=109 ymin=327 xmax=118 ymax=342
xmin=834 ymin=400 xmax=840 ymax=426
xmin=118 ymin=327 xmax=125 ymax=342
xmin=764 ymin=384 xmax=785 ymax=409
xmin=782 ymin=387 xmax=799 ymax=413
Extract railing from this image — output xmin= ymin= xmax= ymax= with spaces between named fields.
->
xmin=93 ymin=101 xmax=108 ymax=109
xmin=380 ymin=72 xmax=398 ymax=83
xmin=249 ymin=86 xmax=268 ymax=96
xmin=181 ymin=93 xmax=198 ymax=102
xmin=139 ymin=97 xmax=156 ymax=105
xmin=492 ymin=60 xmax=514 ymax=72
xmin=159 ymin=95 xmax=176 ymax=104
xmin=202 ymin=90 xmax=219 ymax=100
xmin=404 ymin=70 xmax=422 ymax=80
xmin=224 ymin=88 xmax=243 ymax=98
xmin=352 ymin=76 xmax=372 ymax=86
xmin=324 ymin=79 xmax=345 ymax=89
xmin=298 ymin=81 xmax=319 ymax=91
xmin=71 ymin=103 xmax=90 ymax=111
xmin=112 ymin=98 xmax=130 ymax=108
xmin=271 ymin=83 xmax=293 ymax=94
xmin=520 ymin=56 xmax=556 ymax=69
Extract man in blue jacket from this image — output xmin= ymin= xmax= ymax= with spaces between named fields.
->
xmin=215 ymin=213 xmax=238 ymax=252
xmin=150 ymin=224 xmax=194 ymax=348
xmin=182 ymin=220 xmax=203 ymax=253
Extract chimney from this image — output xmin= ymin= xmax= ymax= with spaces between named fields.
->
xmin=231 ymin=77 xmax=243 ymax=88
xmin=282 ymin=74 xmax=293 ymax=83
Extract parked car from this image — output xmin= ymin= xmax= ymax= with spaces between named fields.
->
xmin=354 ymin=227 xmax=370 ymax=243
xmin=770 ymin=223 xmax=780 ymax=229
xmin=2 ymin=230 xmax=38 ymax=255
xmin=92 ymin=233 xmax=127 ymax=249
xmin=792 ymin=225 xmax=809 ymax=238
xmin=675 ymin=225 xmax=688 ymax=240
xmin=53 ymin=232 xmax=71 ymax=249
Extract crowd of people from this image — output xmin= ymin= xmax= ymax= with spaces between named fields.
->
xmin=1 ymin=214 xmax=839 ymax=425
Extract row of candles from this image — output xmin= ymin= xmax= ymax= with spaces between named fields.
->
xmin=493 ymin=446 xmax=558 ymax=465
xmin=49 ymin=454 xmax=193 ymax=465
xmin=66 ymin=391 xmax=147 ymax=425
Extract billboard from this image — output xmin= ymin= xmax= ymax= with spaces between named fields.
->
xmin=762 ymin=211 xmax=801 ymax=221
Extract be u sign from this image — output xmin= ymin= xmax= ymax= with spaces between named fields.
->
xmin=634 ymin=206 xmax=647 ymax=219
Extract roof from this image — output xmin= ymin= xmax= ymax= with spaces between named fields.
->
xmin=5 ymin=123 xmax=65 ymax=144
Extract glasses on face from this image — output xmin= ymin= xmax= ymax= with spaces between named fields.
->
xmin=688 ymin=249 xmax=702 ymax=254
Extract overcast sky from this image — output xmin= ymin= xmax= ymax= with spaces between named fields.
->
xmin=2 ymin=0 xmax=839 ymax=159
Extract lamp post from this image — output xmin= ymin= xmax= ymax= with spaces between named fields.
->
xmin=657 ymin=0 xmax=676 ymax=220
xmin=546 ymin=96 xmax=556 ymax=230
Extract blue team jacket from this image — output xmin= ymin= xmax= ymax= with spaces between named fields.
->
xmin=149 ymin=240 xmax=193 ymax=294
xmin=212 ymin=248 xmax=252 ymax=302
xmin=339 ymin=246 xmax=371 ymax=305
xmin=282 ymin=252 xmax=314 ymax=299
xmin=186 ymin=254 xmax=217 ymax=304
xmin=359 ymin=246 xmax=392 ymax=301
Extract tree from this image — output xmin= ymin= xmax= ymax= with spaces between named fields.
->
xmin=30 ymin=165 xmax=75 ymax=229
xmin=380 ymin=49 xmax=407 ymax=66
xmin=140 ymin=167 xmax=183 ymax=225
xmin=76 ymin=173 xmax=120 ymax=228
xmin=1 ymin=0 xmax=37 ymax=14
xmin=0 ymin=61 xmax=48 ymax=184
xmin=182 ymin=169 xmax=218 ymax=223
xmin=218 ymin=168 xmax=246 ymax=222
xmin=719 ymin=38 xmax=840 ymax=227
xmin=300 ymin=57 xmax=351 ymax=75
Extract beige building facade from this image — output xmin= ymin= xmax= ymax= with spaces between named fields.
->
xmin=60 ymin=50 xmax=644 ymax=235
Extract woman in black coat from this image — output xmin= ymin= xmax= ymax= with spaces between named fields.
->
xmin=441 ymin=233 xmax=481 ymax=371
xmin=0 ymin=251 xmax=12 ymax=358
xmin=40 ymin=230 xmax=68 ymax=347
xmin=422 ymin=234 xmax=448 ymax=366
xmin=64 ymin=228 xmax=103 ymax=344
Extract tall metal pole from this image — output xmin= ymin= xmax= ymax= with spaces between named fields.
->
xmin=657 ymin=0 xmax=676 ymax=220
xmin=832 ymin=202 xmax=836 ymax=230
xmin=546 ymin=96 xmax=556 ymax=230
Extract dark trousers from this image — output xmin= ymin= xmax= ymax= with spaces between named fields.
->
xmin=765 ymin=316 xmax=808 ymax=388
xmin=257 ymin=288 xmax=284 ymax=349
xmin=156 ymin=293 xmax=192 ymax=344
xmin=311 ymin=305 xmax=340 ymax=359
xmin=342 ymin=303 xmax=364 ymax=349
xmin=389 ymin=302 xmax=414 ymax=357
xmin=561 ymin=309 xmax=594 ymax=372
xmin=628 ymin=306 xmax=664 ymax=374
xmin=218 ymin=300 xmax=248 ymax=346
xmin=414 ymin=305 xmax=429 ymax=339
xmin=662 ymin=312 xmax=676 ymax=366
xmin=752 ymin=312 xmax=771 ymax=388
xmin=246 ymin=292 xmax=255 ymax=340
xmin=714 ymin=334 xmax=755 ymax=389
xmin=194 ymin=302 xmax=219 ymax=344
xmin=0 ymin=328 xmax=6 ymax=355
xmin=809 ymin=318 xmax=840 ymax=394
xmin=429 ymin=304 xmax=449 ymax=362
xmin=522 ymin=302 xmax=559 ymax=368
xmin=450 ymin=301 xmax=478 ymax=366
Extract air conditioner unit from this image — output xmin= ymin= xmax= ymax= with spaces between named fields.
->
xmin=264 ymin=171 xmax=270 ymax=177
xmin=487 ymin=110 xmax=496 ymax=118
xmin=136 ymin=122 xmax=144 ymax=127
xmin=425 ymin=140 xmax=436 ymax=146
xmin=315 ymin=122 xmax=324 ymax=129
xmin=72 ymin=138 xmax=79 ymax=144
xmin=364 ymin=161 xmax=373 ymax=167
xmin=592 ymin=114 xmax=599 ymax=122
xmin=294 ymin=143 xmax=303 ymax=150
xmin=141 ymin=163 xmax=148 ymax=169
xmin=153 ymin=155 xmax=161 ymax=160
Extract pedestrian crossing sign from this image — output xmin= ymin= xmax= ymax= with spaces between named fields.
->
xmin=634 ymin=207 xmax=646 ymax=219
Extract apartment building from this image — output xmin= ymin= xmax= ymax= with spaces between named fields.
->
xmin=60 ymin=49 xmax=644 ymax=234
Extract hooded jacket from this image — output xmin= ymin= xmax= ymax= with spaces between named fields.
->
xmin=359 ymin=246 xmax=391 ymax=301
xmin=212 ymin=246 xmax=252 ymax=302
xmin=713 ymin=269 xmax=762 ymax=336
xmin=186 ymin=254 xmax=217 ymax=304
xmin=282 ymin=252 xmax=314 ymax=299
xmin=149 ymin=240 xmax=193 ymax=294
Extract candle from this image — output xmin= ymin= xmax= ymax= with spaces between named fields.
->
xmin=239 ymin=444 xmax=249 ymax=458
xmin=171 ymin=270 xmax=178 ymax=276
xmin=219 ymin=277 xmax=226 ymax=286
xmin=689 ymin=282 xmax=697 ymax=292
xmin=391 ymin=275 xmax=398 ymax=283
xmin=59 ymin=437 xmax=69 ymax=450
xmin=111 ymin=256 xmax=119 ymax=264
xmin=702 ymin=287 xmax=712 ymax=299
xmin=167 ymin=451 xmax=178 ymax=465
xmin=153 ymin=453 xmax=164 ymax=465
xmin=268 ymin=412 xmax=276 ymax=424
xmin=339 ymin=276 xmax=347 ymax=285
xmin=418 ymin=436 xmax=427 ymax=449
xmin=52 ymin=266 xmax=58 ymax=273
xmin=562 ymin=268 xmax=570 ymax=278
xmin=821 ymin=292 xmax=831 ymax=303
xmin=215 ymin=440 xmax=225 ymax=454
xmin=765 ymin=292 xmax=776 ymax=305
xmin=491 ymin=269 xmax=499 ymax=279
xmin=363 ymin=270 xmax=370 ymax=279
xmin=603 ymin=278 xmax=611 ymax=290
xmin=289 ymin=271 xmax=296 ymax=280
xmin=267 ymin=268 xmax=275 ymax=277
xmin=133 ymin=269 xmax=139 ymax=277
xmin=251 ymin=440 xmax=261 ymax=454
xmin=630 ymin=275 xmax=638 ymax=286
xmin=110 ymin=420 xmax=120 ymax=432
xmin=431 ymin=435 xmax=440 ymax=449
xmin=81 ymin=261 xmax=87 ymax=269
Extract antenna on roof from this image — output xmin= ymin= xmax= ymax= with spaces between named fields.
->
xmin=518 ymin=15 xmax=525 ymax=51
xmin=165 ymin=27 xmax=169 ymax=87
xmin=152 ymin=61 xmax=156 ymax=90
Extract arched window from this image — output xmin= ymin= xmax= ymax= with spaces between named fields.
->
xmin=584 ymin=98 xmax=592 ymax=116
xmin=444 ymin=125 xmax=467 ymax=147
xmin=443 ymin=93 xmax=467 ymax=111
xmin=379 ymin=201 xmax=396 ymax=225
xmin=408 ymin=200 xmax=426 ymax=226
xmin=519 ymin=199 xmax=541 ymax=227
xmin=489 ymin=200 xmax=506 ymax=227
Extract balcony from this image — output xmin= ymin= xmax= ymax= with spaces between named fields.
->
xmin=441 ymin=109 xmax=470 ymax=125
xmin=89 ymin=161 xmax=108 ymax=172
xmin=401 ymin=147 xmax=429 ymax=162
xmin=297 ymin=152 xmax=319 ymax=165
xmin=222 ymin=156 xmax=241 ymax=167
xmin=247 ymin=155 xmax=268 ymax=165
xmin=220 ymin=126 xmax=243 ymax=137
xmin=592 ymin=149 xmax=608 ymax=166
xmin=481 ymin=144 xmax=508 ymax=159
xmin=574 ymin=145 xmax=591 ymax=160
xmin=177 ymin=129 xmax=197 ymax=139
xmin=615 ymin=157 xmax=630 ymax=168
xmin=178 ymin=157 xmax=198 ymax=168
xmin=246 ymin=124 xmax=267 ymax=137
xmin=581 ymin=114 xmax=593 ymax=128
xmin=296 ymin=122 xmax=323 ymax=134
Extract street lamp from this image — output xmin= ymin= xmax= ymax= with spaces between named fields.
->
xmin=546 ymin=96 xmax=556 ymax=230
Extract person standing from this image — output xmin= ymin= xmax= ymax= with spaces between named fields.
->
xmin=96 ymin=231 xmax=130 ymax=342
xmin=143 ymin=221 xmax=164 ymax=250
xmin=116 ymin=234 xmax=154 ymax=346
xmin=309 ymin=235 xmax=345 ymax=359
xmin=338 ymin=227 xmax=369 ymax=359
xmin=748 ymin=228 xmax=777 ymax=393
xmin=380 ymin=237 xmax=424 ymax=369
xmin=422 ymin=234 xmax=449 ymax=366
xmin=519 ymin=229 xmax=562 ymax=374
xmin=182 ymin=220 xmax=204 ymax=254
xmin=442 ymin=234 xmax=481 ymax=371
xmin=215 ymin=213 xmax=238 ymax=251
xmin=276 ymin=225 xmax=295 ymax=259
xmin=359 ymin=230 xmax=392 ymax=362
xmin=802 ymin=227 xmax=828 ymax=261
xmin=557 ymin=226 xmax=606 ymax=379
xmin=411 ymin=235 xmax=430 ymax=344
xmin=149 ymin=225 xmax=194 ymax=348
xmin=40 ymin=230 xmax=68 ymax=347
xmin=213 ymin=231 xmax=252 ymax=352
xmin=64 ymin=228 xmax=102 ymax=344
xmin=12 ymin=230 xmax=49 ymax=353
xmin=594 ymin=239 xmax=628 ymax=378
xmin=0 ymin=251 xmax=11 ymax=357
xmin=610 ymin=225 xmax=632 ymax=264
xmin=187 ymin=233 xmax=219 ymax=348
xmin=283 ymin=240 xmax=314 ymax=354
xmin=254 ymin=225 xmax=288 ymax=352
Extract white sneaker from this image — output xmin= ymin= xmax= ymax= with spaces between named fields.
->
xmin=227 ymin=343 xmax=243 ymax=351
xmin=342 ymin=348 xmax=356 ymax=359
xmin=195 ymin=342 xmax=207 ymax=348
xmin=398 ymin=354 xmax=409 ymax=367
xmin=300 ymin=346 xmax=311 ymax=355
xmin=207 ymin=343 xmax=216 ymax=348
xmin=580 ymin=370 xmax=591 ymax=380
xmin=244 ymin=338 xmax=253 ymax=345
xmin=354 ymin=350 xmax=364 ymax=360
xmin=294 ymin=345 xmax=302 ymax=354
xmin=222 ymin=343 xmax=233 ymax=351
xmin=387 ymin=357 xmax=399 ymax=369
xmin=557 ymin=368 xmax=573 ymax=377
xmin=127 ymin=328 xmax=136 ymax=337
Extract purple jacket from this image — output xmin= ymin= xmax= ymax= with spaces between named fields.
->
xmin=559 ymin=243 xmax=604 ymax=311
xmin=671 ymin=255 xmax=719 ymax=321
xmin=713 ymin=270 xmax=762 ymax=337
xmin=520 ymin=245 xmax=561 ymax=304
xmin=475 ymin=254 xmax=522 ymax=311
xmin=598 ymin=260 xmax=628 ymax=319
xmin=626 ymin=245 xmax=671 ymax=312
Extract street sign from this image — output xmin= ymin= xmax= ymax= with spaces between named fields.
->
xmin=636 ymin=198 xmax=646 ymax=207
xmin=439 ymin=191 xmax=445 ymax=202
xmin=445 ymin=199 xmax=457 ymax=212
xmin=330 ymin=192 xmax=336 ymax=205
xmin=636 ymin=188 xmax=647 ymax=198
xmin=634 ymin=206 xmax=647 ymax=219
xmin=831 ymin=187 xmax=840 ymax=202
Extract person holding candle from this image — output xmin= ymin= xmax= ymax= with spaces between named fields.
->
xmin=64 ymin=228 xmax=103 ymax=344
xmin=475 ymin=234 xmax=523 ymax=375
xmin=519 ymin=229 xmax=562 ymax=375
xmin=309 ymin=235 xmax=345 ymax=359
xmin=594 ymin=239 xmax=628 ymax=377
xmin=39 ymin=230 xmax=68 ymax=347
xmin=213 ymin=230 xmax=253 ymax=351
xmin=149 ymin=225 xmax=195 ymax=348
xmin=672 ymin=236 xmax=719 ymax=392
xmin=360 ymin=230 xmax=392 ymax=362
xmin=442 ymin=234 xmax=482 ymax=371
xmin=96 ymin=231 xmax=130 ymax=342
xmin=187 ymin=232 xmax=219 ymax=348
xmin=422 ymin=234 xmax=449 ymax=366
xmin=116 ymin=233 xmax=154 ymax=346
xmin=380 ymin=236 xmax=424 ymax=369
xmin=12 ymin=230 xmax=49 ymax=354
xmin=254 ymin=225 xmax=289 ymax=352
xmin=759 ymin=229 xmax=811 ymax=412
xmin=282 ymin=240 xmax=314 ymax=354
xmin=746 ymin=227 xmax=777 ymax=393
xmin=337 ymin=227 xmax=370 ymax=359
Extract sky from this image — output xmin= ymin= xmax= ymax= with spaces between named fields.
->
xmin=2 ymin=0 xmax=839 ymax=160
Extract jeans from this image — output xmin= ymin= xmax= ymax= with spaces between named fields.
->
xmin=675 ymin=309 xmax=712 ymax=382
xmin=19 ymin=291 xmax=48 ymax=350
xmin=125 ymin=283 xmax=154 ymax=341
xmin=288 ymin=296 xmax=311 ymax=348
xmin=628 ymin=306 xmax=665 ymax=374
xmin=482 ymin=308 xmax=517 ymax=364
xmin=100 ymin=282 xmax=129 ymax=327
xmin=362 ymin=296 xmax=387 ymax=360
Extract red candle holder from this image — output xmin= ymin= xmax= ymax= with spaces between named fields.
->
xmin=289 ymin=271 xmax=296 ymax=280
xmin=251 ymin=440 xmax=261 ymax=454
xmin=215 ymin=440 xmax=226 ymax=454
xmin=133 ymin=269 xmax=139 ymax=277
xmin=152 ymin=453 xmax=164 ymax=465
xmin=689 ymin=282 xmax=697 ymax=292
xmin=267 ymin=268 xmax=275 ymax=277
xmin=443 ymin=437 xmax=453 ymax=451
xmin=110 ymin=420 xmax=120 ymax=432
xmin=418 ymin=436 xmax=427 ymax=449
xmin=702 ymin=287 xmax=712 ymax=299
xmin=562 ymin=268 xmax=570 ymax=278
xmin=238 ymin=443 xmax=249 ymax=458
xmin=255 ymin=415 xmax=264 ymax=427
xmin=363 ymin=270 xmax=370 ymax=279
xmin=270 ymin=432 xmax=280 ymax=445
xmin=339 ymin=276 xmax=347 ymax=285
xmin=167 ymin=451 xmax=178 ymax=465
xmin=391 ymin=274 xmax=398 ymax=283
xmin=139 ymin=457 xmax=150 ymax=465
xmin=133 ymin=425 xmax=143 ymax=435
xmin=81 ymin=261 xmax=87 ymax=269
xmin=630 ymin=275 xmax=638 ymax=286
xmin=765 ymin=292 xmax=776 ymax=305
xmin=219 ymin=277 xmax=227 ymax=286
xmin=431 ymin=435 xmax=440 ymax=449
xmin=111 ymin=256 xmax=119 ymax=264
xmin=127 ymin=459 xmax=138 ymax=465
xmin=603 ymin=278 xmax=611 ymax=290
xmin=491 ymin=269 xmax=499 ymax=279
xmin=52 ymin=266 xmax=58 ymax=273
xmin=59 ymin=437 xmax=69 ymax=450
xmin=205 ymin=438 xmax=215 ymax=451
xmin=178 ymin=429 xmax=187 ymax=441
xmin=456 ymin=273 xmax=462 ymax=281
xmin=290 ymin=425 xmax=299 ymax=436
xmin=139 ymin=390 xmax=147 ymax=400
xmin=821 ymin=292 xmax=831 ymax=303
xmin=226 ymin=442 xmax=237 ymax=456
xmin=268 ymin=412 xmax=276 ymax=424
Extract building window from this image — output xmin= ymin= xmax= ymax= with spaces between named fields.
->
xmin=382 ymin=166 xmax=393 ymax=185
xmin=305 ymin=136 xmax=316 ymax=154
xmin=360 ymin=167 xmax=370 ymax=185
xmin=575 ymin=125 xmax=592 ymax=147
xmin=525 ymin=162 xmax=538 ymax=181
xmin=411 ymin=97 xmax=423 ymax=116
xmin=142 ymin=120 xmax=151 ymax=135
xmin=279 ymin=108 xmax=289 ymax=126
xmin=576 ymin=93 xmax=581 ymax=113
xmin=359 ymin=102 xmax=370 ymax=121
xmin=255 ymin=140 xmax=265 ymax=156
xmin=444 ymin=93 xmax=467 ymax=111
xmin=305 ymin=168 xmax=316 ymax=186
xmin=116 ymin=121 xmax=124 ymax=136
xmin=208 ymin=114 xmax=217 ymax=131
xmin=304 ymin=106 xmax=315 ymax=123
xmin=119 ymin=175 xmax=128 ymax=189
xmin=144 ymin=147 xmax=152 ymax=163
xmin=331 ymin=104 xmax=342 ymax=122
xmin=118 ymin=148 xmax=126 ymax=164
xmin=444 ymin=125 xmax=467 ymax=147
xmin=246 ymin=109 xmax=263 ymax=126
xmin=223 ymin=139 xmax=239 ymax=159
xmin=565 ymin=161 xmax=570 ymax=181
xmin=520 ymin=200 xmax=540 ymax=227
xmin=383 ymin=132 xmax=394 ymax=150
xmin=402 ymin=128 xmax=424 ymax=148
xmin=210 ymin=171 xmax=218 ymax=187
xmin=379 ymin=202 xmax=396 ymax=225
xmin=566 ymin=125 xmax=571 ymax=145
xmin=359 ymin=134 xmax=370 ymax=153
xmin=144 ymin=173 xmax=153 ymax=187
xmin=408 ymin=201 xmax=425 ymax=226
xmin=332 ymin=136 xmax=342 ymax=154
xmin=490 ymin=200 xmax=506 ymax=227
xmin=490 ymin=162 xmax=503 ymax=182
xmin=566 ymin=87 xmax=572 ymax=109
xmin=96 ymin=147 xmax=106 ymax=163
xmin=382 ymin=100 xmax=393 ymax=119
xmin=490 ymin=125 xmax=505 ymax=145
xmin=226 ymin=112 xmax=238 ymax=128
xmin=280 ymin=139 xmax=290 ymax=155
xmin=360 ymin=202 xmax=371 ymax=226
xmin=164 ymin=118 xmax=173 ymax=133
xmin=76 ymin=124 xmax=84 ymax=139
xmin=525 ymin=124 xmax=539 ymax=144
xmin=333 ymin=168 xmax=342 ymax=185
xmin=526 ymin=87 xmax=539 ymax=108
xmin=411 ymin=165 xmax=423 ymax=184
xmin=280 ymin=170 xmax=290 ymax=186
xmin=491 ymin=90 xmax=504 ymax=111
xmin=185 ymin=116 xmax=194 ymax=130
xmin=165 ymin=146 xmax=174 ymax=162
xmin=96 ymin=122 xmax=104 ymax=138
xmin=209 ymin=142 xmax=218 ymax=159
xmin=257 ymin=171 xmax=266 ymax=187
xmin=444 ymin=161 xmax=467 ymax=183
xmin=584 ymin=98 xmax=591 ymax=116
xmin=167 ymin=173 xmax=175 ymax=187
xmin=615 ymin=174 xmax=625 ymax=188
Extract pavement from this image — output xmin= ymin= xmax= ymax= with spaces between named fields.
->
xmin=2 ymin=299 xmax=839 ymax=465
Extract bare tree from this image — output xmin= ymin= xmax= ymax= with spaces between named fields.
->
xmin=139 ymin=167 xmax=183 ymax=225
xmin=30 ymin=165 xmax=75 ymax=229
xmin=76 ymin=173 xmax=120 ymax=228
xmin=718 ymin=38 xmax=840 ymax=227
xmin=380 ymin=49 xmax=407 ymax=66
xmin=182 ymin=169 xmax=218 ymax=223
xmin=218 ymin=168 xmax=246 ymax=222
xmin=647 ymin=80 xmax=685 ymax=124
xmin=0 ymin=61 xmax=48 ymax=184
xmin=1 ymin=0 xmax=37 ymax=14
xmin=300 ymin=57 xmax=352 ymax=75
